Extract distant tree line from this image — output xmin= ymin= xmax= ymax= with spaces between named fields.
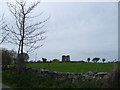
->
xmin=1 ymin=49 xmax=110 ymax=65
xmin=87 ymin=57 xmax=106 ymax=63
xmin=28 ymin=57 xmax=107 ymax=63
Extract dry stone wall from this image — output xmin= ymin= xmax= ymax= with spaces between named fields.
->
xmin=3 ymin=66 xmax=108 ymax=84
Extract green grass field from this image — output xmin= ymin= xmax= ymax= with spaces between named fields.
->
xmin=26 ymin=62 xmax=117 ymax=73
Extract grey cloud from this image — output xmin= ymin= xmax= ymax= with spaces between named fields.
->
xmin=1 ymin=2 xmax=118 ymax=61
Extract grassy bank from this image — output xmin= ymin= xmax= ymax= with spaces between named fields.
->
xmin=3 ymin=70 xmax=111 ymax=88
xmin=26 ymin=62 xmax=117 ymax=73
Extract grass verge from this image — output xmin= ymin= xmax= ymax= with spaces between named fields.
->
xmin=2 ymin=70 xmax=110 ymax=88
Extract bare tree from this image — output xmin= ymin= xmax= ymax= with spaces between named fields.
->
xmin=3 ymin=0 xmax=49 ymax=72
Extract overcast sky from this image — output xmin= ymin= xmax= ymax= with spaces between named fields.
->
xmin=0 ymin=1 xmax=118 ymax=62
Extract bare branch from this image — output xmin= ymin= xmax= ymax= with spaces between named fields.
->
xmin=0 ymin=14 xmax=9 ymax=44
xmin=26 ymin=12 xmax=43 ymax=18
xmin=25 ymin=25 xmax=45 ymax=36
xmin=0 ymin=33 xmax=9 ymax=44
xmin=25 ymin=1 xmax=40 ymax=15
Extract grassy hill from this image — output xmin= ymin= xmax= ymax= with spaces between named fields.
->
xmin=26 ymin=62 xmax=117 ymax=73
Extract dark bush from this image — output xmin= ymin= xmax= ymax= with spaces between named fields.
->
xmin=103 ymin=66 xmax=120 ymax=88
xmin=110 ymin=68 xmax=120 ymax=87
